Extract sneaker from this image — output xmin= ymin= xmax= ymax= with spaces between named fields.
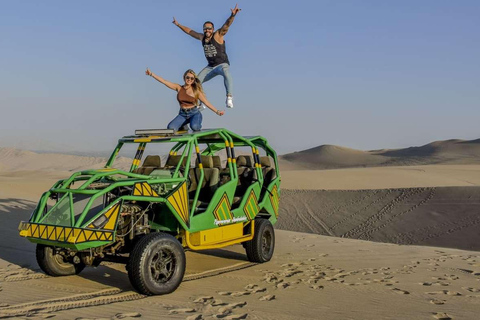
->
xmin=226 ymin=96 xmax=234 ymax=108
xmin=197 ymin=102 xmax=206 ymax=111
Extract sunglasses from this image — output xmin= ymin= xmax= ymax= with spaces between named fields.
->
xmin=203 ymin=27 xmax=213 ymax=31
xmin=185 ymin=76 xmax=195 ymax=81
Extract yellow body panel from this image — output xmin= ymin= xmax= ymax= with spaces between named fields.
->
xmin=185 ymin=222 xmax=254 ymax=250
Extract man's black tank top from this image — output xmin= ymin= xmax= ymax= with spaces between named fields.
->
xmin=202 ymin=36 xmax=230 ymax=67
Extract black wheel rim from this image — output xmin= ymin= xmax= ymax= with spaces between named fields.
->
xmin=149 ymin=248 xmax=176 ymax=284
xmin=52 ymin=250 xmax=72 ymax=268
xmin=261 ymin=229 xmax=272 ymax=257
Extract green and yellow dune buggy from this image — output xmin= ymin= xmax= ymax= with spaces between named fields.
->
xmin=19 ymin=129 xmax=280 ymax=295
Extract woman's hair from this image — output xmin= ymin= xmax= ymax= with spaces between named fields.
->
xmin=183 ymin=69 xmax=205 ymax=105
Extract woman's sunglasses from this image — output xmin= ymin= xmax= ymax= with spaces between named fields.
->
xmin=185 ymin=76 xmax=195 ymax=81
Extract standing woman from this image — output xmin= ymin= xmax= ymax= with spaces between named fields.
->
xmin=145 ymin=68 xmax=224 ymax=131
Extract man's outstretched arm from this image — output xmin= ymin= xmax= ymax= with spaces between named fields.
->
xmin=218 ymin=4 xmax=241 ymax=36
xmin=172 ymin=17 xmax=203 ymax=40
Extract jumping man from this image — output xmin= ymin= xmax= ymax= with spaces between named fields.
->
xmin=173 ymin=4 xmax=241 ymax=108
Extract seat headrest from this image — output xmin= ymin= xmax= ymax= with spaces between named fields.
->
xmin=165 ymin=155 xmax=187 ymax=167
xmin=196 ymin=155 xmax=214 ymax=168
xmin=236 ymin=155 xmax=254 ymax=167
xmin=212 ymin=156 xmax=222 ymax=168
xmin=260 ymin=156 xmax=272 ymax=167
xmin=142 ymin=155 xmax=161 ymax=167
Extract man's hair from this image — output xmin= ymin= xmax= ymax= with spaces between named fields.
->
xmin=203 ymin=21 xmax=214 ymax=29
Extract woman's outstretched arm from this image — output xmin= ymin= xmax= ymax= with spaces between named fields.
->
xmin=146 ymin=68 xmax=181 ymax=91
xmin=198 ymin=92 xmax=225 ymax=116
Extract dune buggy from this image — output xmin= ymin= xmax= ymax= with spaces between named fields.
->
xmin=19 ymin=128 xmax=280 ymax=295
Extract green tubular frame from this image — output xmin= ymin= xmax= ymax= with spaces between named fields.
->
xmin=21 ymin=128 xmax=281 ymax=250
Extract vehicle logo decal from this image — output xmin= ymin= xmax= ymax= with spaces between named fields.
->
xmin=167 ymin=182 xmax=189 ymax=225
xmin=243 ymin=190 xmax=260 ymax=220
xmin=133 ymin=182 xmax=159 ymax=197
xmin=213 ymin=193 xmax=233 ymax=223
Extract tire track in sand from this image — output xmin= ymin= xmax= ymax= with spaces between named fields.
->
xmin=303 ymin=202 xmax=334 ymax=236
xmin=342 ymin=188 xmax=425 ymax=239
xmin=411 ymin=216 xmax=480 ymax=245
xmin=0 ymin=262 xmax=256 ymax=318
xmin=392 ymin=208 xmax=479 ymax=245
xmin=322 ymin=190 xmax=381 ymax=220
xmin=357 ymin=188 xmax=436 ymax=241
xmin=330 ymin=190 xmax=394 ymax=231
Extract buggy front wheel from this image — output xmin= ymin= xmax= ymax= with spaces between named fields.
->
xmin=127 ymin=232 xmax=186 ymax=295
xmin=36 ymin=244 xmax=85 ymax=276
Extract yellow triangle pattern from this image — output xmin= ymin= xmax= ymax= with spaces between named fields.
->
xmin=22 ymin=224 xmax=114 ymax=244
xmin=133 ymin=182 xmax=159 ymax=197
xmin=269 ymin=185 xmax=280 ymax=217
xmin=167 ymin=183 xmax=189 ymax=224
xmin=243 ymin=191 xmax=260 ymax=220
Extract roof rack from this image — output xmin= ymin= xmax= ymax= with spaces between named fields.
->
xmin=134 ymin=129 xmax=175 ymax=136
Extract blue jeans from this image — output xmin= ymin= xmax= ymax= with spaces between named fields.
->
xmin=167 ymin=108 xmax=203 ymax=132
xmin=197 ymin=63 xmax=233 ymax=96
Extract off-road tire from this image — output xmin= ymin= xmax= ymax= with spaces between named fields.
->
xmin=245 ymin=218 xmax=275 ymax=263
xmin=36 ymin=244 xmax=85 ymax=276
xmin=127 ymin=232 xmax=186 ymax=295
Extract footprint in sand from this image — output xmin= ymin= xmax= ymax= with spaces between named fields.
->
xmin=433 ymin=312 xmax=452 ymax=320
xmin=421 ymin=282 xmax=433 ymax=286
xmin=213 ymin=302 xmax=247 ymax=319
xmin=186 ymin=315 xmax=203 ymax=320
xmin=230 ymin=291 xmax=251 ymax=297
xmin=211 ymin=300 xmax=227 ymax=306
xmin=309 ymin=285 xmax=324 ymax=290
xmin=427 ymin=290 xmax=461 ymax=296
xmin=218 ymin=291 xmax=232 ymax=296
xmin=221 ymin=314 xmax=248 ymax=320
xmin=251 ymin=287 xmax=267 ymax=293
xmin=392 ymin=288 xmax=410 ymax=295
xmin=463 ymin=287 xmax=480 ymax=293
xmin=193 ymin=296 xmax=214 ymax=304
xmin=168 ymin=308 xmax=196 ymax=315
xmin=115 ymin=313 xmax=142 ymax=319
xmin=430 ymin=299 xmax=446 ymax=305
xmin=282 ymin=270 xmax=303 ymax=278
xmin=277 ymin=282 xmax=290 ymax=289
xmin=259 ymin=294 xmax=275 ymax=301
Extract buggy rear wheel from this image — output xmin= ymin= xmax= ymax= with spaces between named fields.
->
xmin=36 ymin=244 xmax=85 ymax=276
xmin=244 ymin=218 xmax=275 ymax=263
xmin=127 ymin=232 xmax=186 ymax=295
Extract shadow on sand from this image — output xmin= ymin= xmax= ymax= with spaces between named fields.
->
xmin=1 ymin=198 xmax=248 ymax=291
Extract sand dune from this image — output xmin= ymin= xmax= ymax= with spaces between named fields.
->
xmin=1 ymin=145 xmax=480 ymax=318
xmin=1 ymin=193 xmax=480 ymax=320
xmin=0 ymin=147 xmax=131 ymax=172
xmin=281 ymin=138 xmax=480 ymax=170
xmin=277 ymin=186 xmax=480 ymax=251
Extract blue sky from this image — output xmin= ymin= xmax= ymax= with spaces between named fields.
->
xmin=1 ymin=1 xmax=479 ymax=154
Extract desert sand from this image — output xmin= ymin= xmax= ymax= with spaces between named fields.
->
xmin=1 ymin=146 xmax=480 ymax=319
